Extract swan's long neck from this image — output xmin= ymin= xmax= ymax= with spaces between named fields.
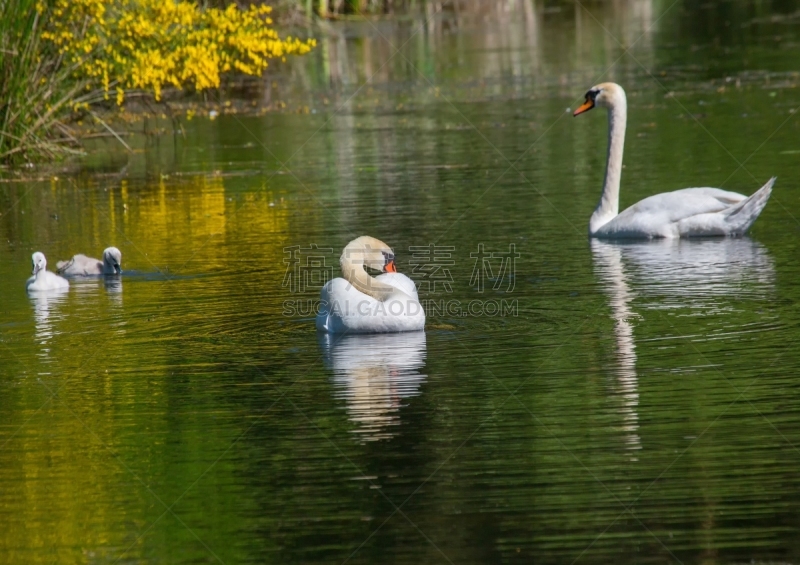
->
xmin=590 ymin=96 xmax=627 ymax=234
xmin=342 ymin=261 xmax=396 ymax=301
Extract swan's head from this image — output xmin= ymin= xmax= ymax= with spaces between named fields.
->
xmin=573 ymin=82 xmax=626 ymax=116
xmin=31 ymin=252 xmax=47 ymax=276
xmin=103 ymin=246 xmax=123 ymax=274
xmin=341 ymin=236 xmax=397 ymax=273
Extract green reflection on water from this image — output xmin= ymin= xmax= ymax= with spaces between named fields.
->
xmin=2 ymin=1 xmax=800 ymax=564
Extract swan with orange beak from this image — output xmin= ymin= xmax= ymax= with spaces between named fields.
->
xmin=316 ymin=236 xmax=425 ymax=333
xmin=573 ymin=82 xmax=774 ymax=238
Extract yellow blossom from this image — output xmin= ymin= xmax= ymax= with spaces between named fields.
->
xmin=42 ymin=0 xmax=315 ymax=105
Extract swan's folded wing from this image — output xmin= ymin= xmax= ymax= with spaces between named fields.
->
xmin=676 ymin=179 xmax=774 ymax=237
xmin=55 ymin=257 xmax=74 ymax=274
xmin=62 ymin=254 xmax=104 ymax=275
xmin=317 ymin=278 xmax=356 ymax=333
xmin=375 ymin=273 xmax=420 ymax=300
xmin=623 ymin=188 xmax=746 ymax=220
xmin=701 ymin=188 xmax=748 ymax=206
xmin=596 ymin=188 xmax=748 ymax=238
xmin=317 ymin=276 xmax=424 ymax=333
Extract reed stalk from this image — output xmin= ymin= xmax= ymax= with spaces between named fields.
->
xmin=0 ymin=0 xmax=88 ymax=163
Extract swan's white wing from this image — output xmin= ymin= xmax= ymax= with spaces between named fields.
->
xmin=597 ymin=187 xmax=747 ymax=238
xmin=375 ymin=273 xmax=420 ymax=300
xmin=675 ymin=179 xmax=774 ymax=237
xmin=317 ymin=276 xmax=425 ymax=334
xmin=56 ymin=254 xmax=103 ymax=276
xmin=317 ymin=278 xmax=364 ymax=332
xmin=27 ymin=271 xmax=70 ymax=292
xmin=624 ymin=188 xmax=745 ymax=219
xmin=55 ymin=257 xmax=74 ymax=273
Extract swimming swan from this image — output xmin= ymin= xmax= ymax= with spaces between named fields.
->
xmin=56 ymin=247 xmax=122 ymax=276
xmin=573 ymin=82 xmax=774 ymax=238
xmin=316 ymin=236 xmax=425 ymax=334
xmin=26 ymin=252 xmax=70 ymax=292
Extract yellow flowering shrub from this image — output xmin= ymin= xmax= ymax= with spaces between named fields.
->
xmin=40 ymin=0 xmax=316 ymax=104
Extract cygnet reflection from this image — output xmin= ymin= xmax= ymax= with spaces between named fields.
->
xmin=319 ymin=331 xmax=427 ymax=442
xmin=29 ymin=288 xmax=69 ymax=364
xmin=104 ymin=276 xmax=123 ymax=307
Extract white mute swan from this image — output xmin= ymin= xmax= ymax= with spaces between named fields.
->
xmin=316 ymin=236 xmax=425 ymax=334
xmin=26 ymin=252 xmax=70 ymax=292
xmin=574 ymin=82 xmax=774 ymax=238
xmin=57 ymin=246 xmax=122 ymax=276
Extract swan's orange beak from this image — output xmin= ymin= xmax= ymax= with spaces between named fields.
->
xmin=573 ymin=100 xmax=595 ymax=117
xmin=384 ymin=260 xmax=397 ymax=273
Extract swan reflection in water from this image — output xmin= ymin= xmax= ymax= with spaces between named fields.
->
xmin=30 ymin=288 xmax=70 ymax=364
xmin=319 ymin=331 xmax=427 ymax=442
xmin=591 ymin=237 xmax=776 ymax=455
xmin=104 ymin=276 xmax=123 ymax=307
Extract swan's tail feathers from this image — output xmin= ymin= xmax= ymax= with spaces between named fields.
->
xmin=724 ymin=177 xmax=775 ymax=235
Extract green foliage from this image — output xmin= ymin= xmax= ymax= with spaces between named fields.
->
xmin=0 ymin=0 xmax=315 ymax=165
xmin=0 ymin=0 xmax=86 ymax=163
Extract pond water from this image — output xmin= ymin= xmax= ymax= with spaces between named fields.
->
xmin=3 ymin=1 xmax=800 ymax=563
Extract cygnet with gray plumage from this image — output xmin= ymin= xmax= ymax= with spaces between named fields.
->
xmin=57 ymin=246 xmax=122 ymax=276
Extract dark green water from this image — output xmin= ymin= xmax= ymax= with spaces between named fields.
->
xmin=3 ymin=1 xmax=800 ymax=563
